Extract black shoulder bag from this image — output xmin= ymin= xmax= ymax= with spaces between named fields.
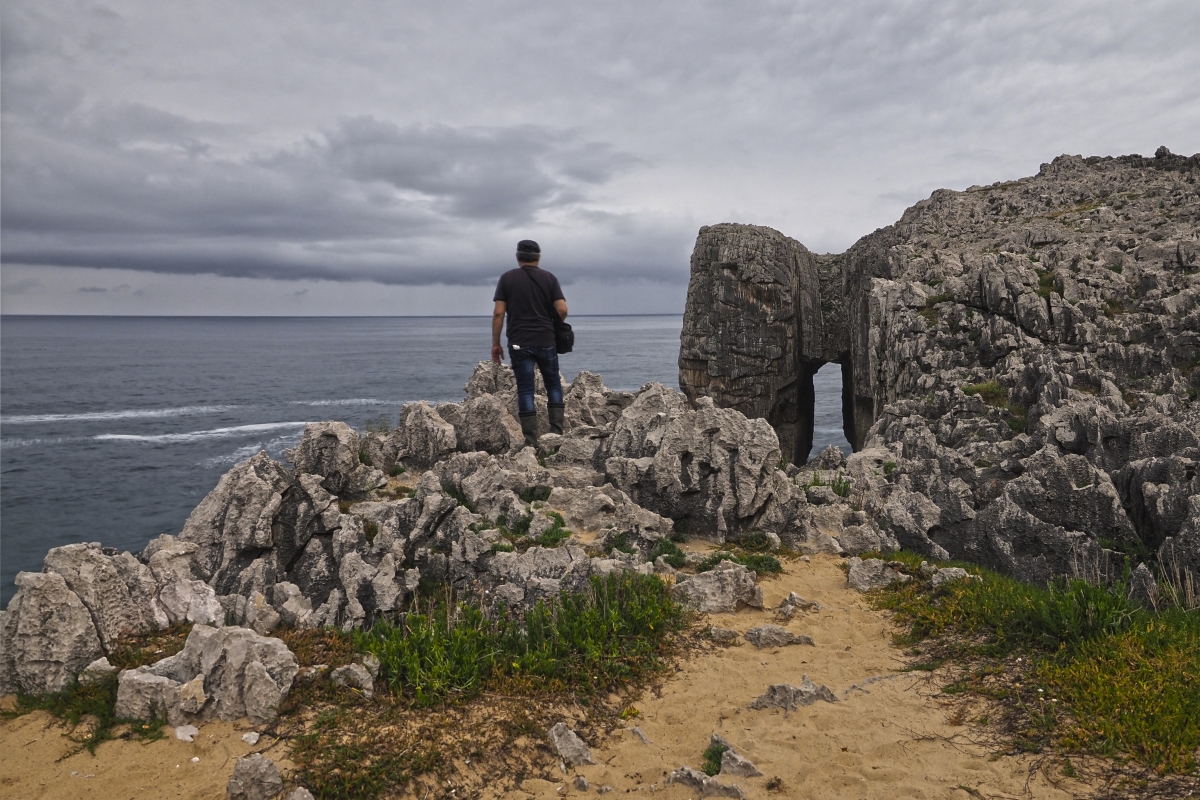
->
xmin=523 ymin=270 xmax=574 ymax=354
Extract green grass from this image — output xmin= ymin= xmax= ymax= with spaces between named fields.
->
xmin=831 ymin=472 xmax=851 ymax=498
xmin=696 ymin=551 xmax=782 ymax=576
xmin=532 ymin=511 xmax=572 ymax=548
xmin=388 ymin=465 xmax=406 ymax=477
xmin=606 ymin=530 xmax=637 ymax=555
xmin=358 ymin=450 xmax=374 ymax=467
xmin=356 ymin=572 xmax=687 ymax=707
xmin=872 ymin=554 xmax=1200 ymax=774
xmin=649 ymin=538 xmax=687 ymax=568
xmin=441 ymin=482 xmax=477 ymax=513
xmin=883 ymin=460 xmax=898 ymax=476
xmin=1035 ymin=268 xmax=1059 ymax=299
xmin=519 ymin=486 xmax=552 ymax=504
xmin=701 ymin=742 xmax=729 ymax=776
xmin=963 ymin=380 xmax=1008 ymax=406
xmin=4 ymin=624 xmax=194 ymax=754
xmin=1104 ymin=297 xmax=1128 ymax=317
xmin=362 ymin=519 xmax=379 ymax=544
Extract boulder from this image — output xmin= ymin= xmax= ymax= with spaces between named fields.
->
xmin=847 ymin=557 xmax=911 ymax=592
xmin=288 ymin=422 xmax=385 ymax=496
xmin=391 ymin=402 xmax=457 ymax=467
xmin=43 ymin=543 xmax=167 ymax=650
xmin=116 ymin=624 xmax=298 ymax=726
xmin=672 ymin=561 xmax=763 ymax=613
xmin=749 ymin=676 xmax=839 ymax=710
xmin=0 ymin=571 xmax=103 ymax=695
xmin=227 ymin=753 xmax=283 ymax=800
xmin=547 ymin=722 xmax=595 ymax=766
xmin=743 ymin=624 xmax=814 ymax=648
xmin=330 ymin=663 xmax=374 ymax=699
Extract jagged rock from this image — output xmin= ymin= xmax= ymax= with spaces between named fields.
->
xmin=116 ymin=624 xmax=298 ymax=726
xmin=666 ymin=766 xmax=745 ymax=799
xmin=286 ymin=789 xmax=315 ymax=800
xmin=79 ymin=657 xmax=117 ymax=685
xmin=0 ymin=571 xmax=103 ymax=695
xmin=43 ymin=543 xmax=167 ymax=650
xmin=330 ymin=663 xmax=374 ymax=699
xmin=672 ymin=561 xmax=764 ymax=613
xmin=392 ymin=401 xmax=457 ymax=467
xmin=679 ymin=151 xmax=1200 ymax=585
xmin=709 ymin=626 xmax=740 ymax=645
xmin=1129 ymin=562 xmax=1160 ymax=607
xmin=288 ymin=422 xmax=385 ymax=496
xmin=159 ymin=579 xmax=224 ymax=626
xmin=720 ymin=749 xmax=763 ymax=778
xmin=847 ymin=557 xmax=911 ymax=591
xmin=749 ymin=676 xmax=839 ymax=710
xmin=227 ymin=753 xmax=283 ymax=800
xmin=930 ymin=567 xmax=978 ymax=588
xmin=547 ymin=722 xmax=595 ymax=766
xmin=562 ymin=371 xmax=634 ymax=431
xmin=743 ymin=624 xmax=813 ymax=648
xmin=456 ymin=394 xmax=526 ymax=454
xmin=143 ymin=535 xmax=203 ymax=584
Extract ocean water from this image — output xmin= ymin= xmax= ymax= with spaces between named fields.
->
xmin=0 ymin=315 xmax=850 ymax=604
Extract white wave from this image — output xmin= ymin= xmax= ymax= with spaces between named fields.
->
xmin=291 ymin=398 xmax=406 ymax=406
xmin=1 ymin=436 xmax=88 ymax=449
xmin=95 ymin=422 xmax=310 ymax=444
xmin=201 ymin=433 xmax=304 ymax=468
xmin=3 ymin=404 xmax=237 ymax=425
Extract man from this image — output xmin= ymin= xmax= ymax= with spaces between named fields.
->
xmin=492 ymin=239 xmax=568 ymax=448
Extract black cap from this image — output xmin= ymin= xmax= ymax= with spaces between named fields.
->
xmin=516 ymin=239 xmax=540 ymax=255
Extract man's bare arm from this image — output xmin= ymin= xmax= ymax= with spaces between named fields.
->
xmin=554 ymin=299 xmax=568 ymax=320
xmin=491 ymin=301 xmax=506 ymax=363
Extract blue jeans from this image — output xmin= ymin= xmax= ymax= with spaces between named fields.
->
xmin=508 ymin=345 xmax=563 ymax=415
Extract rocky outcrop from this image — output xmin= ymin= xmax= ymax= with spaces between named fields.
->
xmin=681 ymin=148 xmax=1200 ymax=584
xmin=115 ymin=624 xmax=298 ymax=726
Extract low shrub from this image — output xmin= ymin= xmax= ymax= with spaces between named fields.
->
xmin=696 ymin=551 xmax=782 ymax=576
xmin=701 ymin=742 xmax=728 ymax=776
xmin=873 ymin=556 xmax=1200 ymax=774
xmin=519 ymin=486 xmax=552 ymax=504
xmin=649 ymin=538 xmax=686 ymax=568
xmin=356 ymin=572 xmax=687 ymax=707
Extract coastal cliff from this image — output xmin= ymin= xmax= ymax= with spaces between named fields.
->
xmin=681 ymin=148 xmax=1200 ymax=584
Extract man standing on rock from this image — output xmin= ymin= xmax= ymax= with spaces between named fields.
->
xmin=491 ymin=239 xmax=568 ymax=448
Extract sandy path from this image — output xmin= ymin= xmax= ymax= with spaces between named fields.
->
xmin=2 ymin=554 xmax=1096 ymax=799
xmin=506 ymin=555 xmax=1093 ymax=800
xmin=0 ymin=713 xmax=274 ymax=799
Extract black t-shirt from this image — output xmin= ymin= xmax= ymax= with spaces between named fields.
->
xmin=493 ymin=266 xmax=565 ymax=348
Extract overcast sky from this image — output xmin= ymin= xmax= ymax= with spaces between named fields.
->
xmin=2 ymin=1 xmax=1198 ymax=315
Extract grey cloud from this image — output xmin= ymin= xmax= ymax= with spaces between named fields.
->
xmin=77 ymin=286 xmax=108 ymax=292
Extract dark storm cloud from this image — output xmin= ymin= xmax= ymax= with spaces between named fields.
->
xmin=2 ymin=0 xmax=1198 ymax=308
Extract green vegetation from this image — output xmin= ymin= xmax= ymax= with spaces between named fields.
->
xmin=1034 ymin=269 xmax=1059 ymax=299
xmin=919 ymin=292 xmax=954 ymax=326
xmin=830 ymin=472 xmax=851 ymax=498
xmin=519 ymin=486 xmax=552 ymax=504
xmin=738 ymin=531 xmax=772 ymax=552
xmin=4 ymin=624 xmax=193 ymax=754
xmin=362 ymin=519 xmax=379 ymax=544
xmin=963 ymin=381 xmax=1026 ymax=432
xmin=440 ymin=482 xmax=477 ymax=513
xmin=356 ymin=572 xmax=687 ymax=707
xmin=606 ymin=530 xmax=637 ymax=555
xmin=358 ymin=450 xmax=374 ymax=467
xmin=696 ymin=550 xmax=782 ymax=576
xmin=364 ymin=415 xmax=392 ymax=434
xmin=533 ymin=512 xmax=572 ymax=548
xmin=701 ymin=741 xmax=729 ymax=776
xmin=883 ymin=460 xmax=898 ymax=476
xmin=388 ymin=465 xmax=406 ymax=477
xmin=670 ymin=517 xmax=690 ymax=542
xmin=1104 ymin=297 xmax=1128 ymax=317
xmin=871 ymin=553 xmax=1200 ymax=776
xmin=649 ymin=538 xmax=687 ymax=569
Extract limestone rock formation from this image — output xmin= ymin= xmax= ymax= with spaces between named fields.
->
xmin=681 ymin=149 xmax=1200 ymax=583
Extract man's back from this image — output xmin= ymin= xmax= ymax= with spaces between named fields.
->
xmin=494 ymin=265 xmax=564 ymax=349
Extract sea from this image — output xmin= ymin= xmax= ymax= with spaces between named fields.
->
xmin=0 ymin=315 xmax=850 ymax=605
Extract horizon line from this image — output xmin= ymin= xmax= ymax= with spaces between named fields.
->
xmin=0 ymin=312 xmax=684 ymax=320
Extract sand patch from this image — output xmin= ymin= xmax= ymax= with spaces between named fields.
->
xmin=496 ymin=554 xmax=1097 ymax=799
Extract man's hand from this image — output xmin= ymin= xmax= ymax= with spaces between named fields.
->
xmin=491 ymin=343 xmax=503 ymax=363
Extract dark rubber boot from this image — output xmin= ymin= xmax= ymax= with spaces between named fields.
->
xmin=519 ymin=413 xmax=538 ymax=449
xmin=548 ymin=404 xmax=565 ymax=435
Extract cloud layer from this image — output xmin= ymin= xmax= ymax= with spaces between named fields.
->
xmin=2 ymin=0 xmax=1198 ymax=313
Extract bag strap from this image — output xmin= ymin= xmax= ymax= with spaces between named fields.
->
xmin=521 ymin=268 xmax=558 ymax=322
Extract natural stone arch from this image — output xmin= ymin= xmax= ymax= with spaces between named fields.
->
xmin=678 ymin=223 xmax=853 ymax=464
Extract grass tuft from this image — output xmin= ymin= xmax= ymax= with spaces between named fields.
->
xmin=649 ymin=538 xmax=687 ymax=568
xmin=872 ymin=555 xmax=1200 ymax=775
xmin=696 ymin=551 xmax=782 ymax=576
xmin=701 ymin=742 xmax=729 ymax=776
xmin=356 ymin=572 xmax=687 ymax=707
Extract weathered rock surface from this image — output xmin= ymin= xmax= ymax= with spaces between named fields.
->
xmin=548 ymin=722 xmax=595 ymax=766
xmin=672 ymin=562 xmax=764 ymax=613
xmin=743 ymin=624 xmax=813 ymax=648
xmin=0 ymin=571 xmax=103 ymax=695
xmin=227 ymin=753 xmax=283 ymax=800
xmin=680 ymin=150 xmax=1200 ymax=585
xmin=847 ymin=557 xmax=912 ymax=592
xmin=115 ymin=624 xmax=298 ymax=726
xmin=749 ymin=676 xmax=839 ymax=710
